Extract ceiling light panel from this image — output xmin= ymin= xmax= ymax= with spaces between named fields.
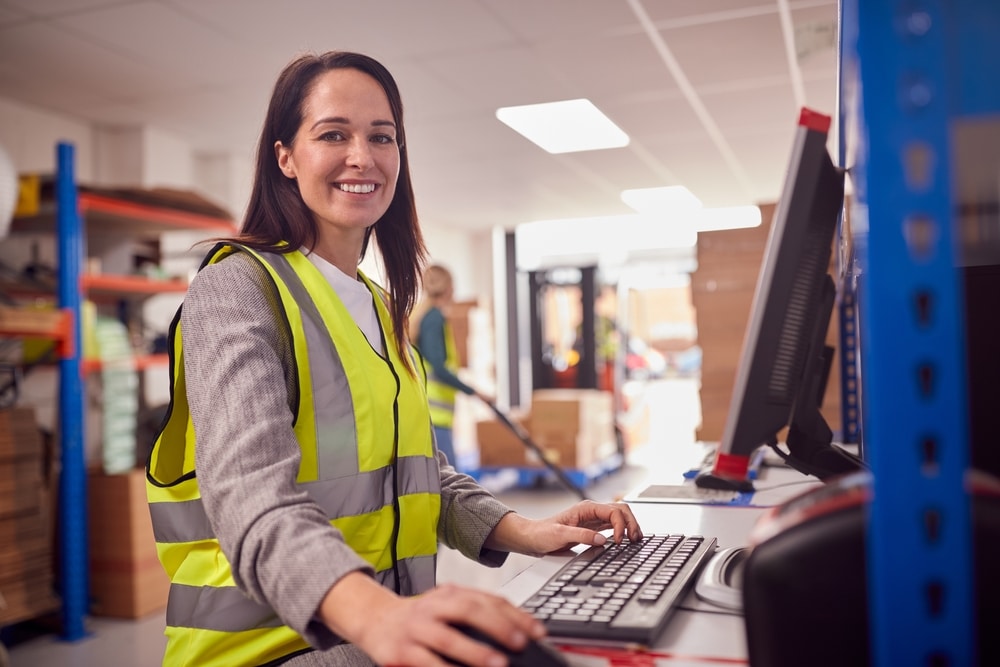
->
xmin=496 ymin=99 xmax=629 ymax=154
xmin=621 ymin=185 xmax=702 ymax=215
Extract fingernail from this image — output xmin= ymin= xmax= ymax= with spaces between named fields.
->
xmin=592 ymin=533 xmax=606 ymax=546
xmin=532 ymin=621 xmax=547 ymax=638
xmin=487 ymin=655 xmax=506 ymax=667
xmin=510 ymin=630 xmax=527 ymax=647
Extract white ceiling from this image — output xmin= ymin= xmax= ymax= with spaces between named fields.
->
xmin=0 ymin=0 xmax=841 ymax=234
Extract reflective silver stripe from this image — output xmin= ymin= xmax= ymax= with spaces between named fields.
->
xmin=305 ymin=455 xmax=440 ymax=518
xmin=149 ymin=498 xmax=214 ymax=543
xmin=167 ymin=553 xmax=437 ymax=632
xmin=166 ymin=583 xmax=283 ymax=631
xmin=396 ymin=455 xmax=440 ymax=497
xmin=259 ymin=251 xmax=359 ymax=477
xmin=151 ymin=456 xmax=439 ymax=544
xmin=375 ymin=553 xmax=437 ymax=596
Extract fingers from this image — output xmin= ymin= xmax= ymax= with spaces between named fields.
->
xmin=364 ymin=584 xmax=546 ymax=666
xmin=562 ymin=500 xmax=643 ymax=544
xmin=419 ymin=585 xmax=544 ymax=663
xmin=608 ymin=502 xmax=643 ymax=543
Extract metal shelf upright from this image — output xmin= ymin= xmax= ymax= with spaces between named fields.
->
xmin=56 ymin=142 xmax=88 ymax=641
xmin=841 ymin=1 xmax=999 ymax=664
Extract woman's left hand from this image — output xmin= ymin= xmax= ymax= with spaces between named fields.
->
xmin=487 ymin=500 xmax=643 ymax=556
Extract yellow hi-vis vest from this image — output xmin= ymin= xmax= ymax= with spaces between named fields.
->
xmin=146 ymin=244 xmax=440 ymax=667
xmin=424 ymin=315 xmax=460 ymax=429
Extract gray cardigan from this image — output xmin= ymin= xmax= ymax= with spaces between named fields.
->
xmin=180 ymin=252 xmax=514 ymax=664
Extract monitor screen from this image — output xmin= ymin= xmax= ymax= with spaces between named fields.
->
xmin=696 ymin=108 xmax=866 ymax=492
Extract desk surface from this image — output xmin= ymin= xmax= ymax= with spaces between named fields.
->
xmin=499 ymin=463 xmax=821 ymax=666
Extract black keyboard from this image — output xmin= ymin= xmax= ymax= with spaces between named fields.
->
xmin=520 ymin=534 xmax=718 ymax=645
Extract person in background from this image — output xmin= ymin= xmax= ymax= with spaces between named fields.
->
xmin=145 ymin=50 xmax=642 ymax=667
xmin=409 ymin=263 xmax=490 ymax=469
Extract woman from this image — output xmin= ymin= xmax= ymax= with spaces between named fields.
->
xmin=146 ymin=51 xmax=642 ymax=667
xmin=410 ymin=263 xmax=489 ymax=469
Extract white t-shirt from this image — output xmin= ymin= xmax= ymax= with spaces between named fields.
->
xmin=305 ymin=252 xmax=384 ymax=355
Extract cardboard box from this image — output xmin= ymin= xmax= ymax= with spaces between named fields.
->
xmin=529 ymin=430 xmax=617 ymax=469
xmin=0 ymin=573 xmax=60 ymax=626
xmin=88 ymin=468 xmax=170 ymax=618
xmin=530 ymin=389 xmax=614 ymax=435
xmin=0 ymin=407 xmax=46 ymax=462
xmin=529 ymin=389 xmax=615 ymax=468
xmin=476 ymin=411 xmax=531 ymax=468
xmin=0 ymin=407 xmax=58 ymax=626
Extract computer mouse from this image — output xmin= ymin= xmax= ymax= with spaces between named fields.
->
xmin=442 ymin=624 xmax=569 ymax=667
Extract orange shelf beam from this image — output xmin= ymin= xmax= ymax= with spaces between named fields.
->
xmin=78 ymin=192 xmax=237 ymax=232
xmin=0 ymin=306 xmax=75 ymax=358
xmin=81 ymin=273 xmax=189 ymax=295
xmin=82 ymin=352 xmax=168 ymax=374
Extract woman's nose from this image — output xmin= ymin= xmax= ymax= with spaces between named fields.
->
xmin=346 ymin=137 xmax=374 ymax=170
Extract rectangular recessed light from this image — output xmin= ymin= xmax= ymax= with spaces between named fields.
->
xmin=695 ymin=205 xmax=762 ymax=232
xmin=496 ymin=99 xmax=629 ymax=154
xmin=621 ymin=186 xmax=702 ymax=214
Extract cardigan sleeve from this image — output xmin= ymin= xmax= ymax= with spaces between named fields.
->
xmin=436 ymin=452 xmax=516 ymax=567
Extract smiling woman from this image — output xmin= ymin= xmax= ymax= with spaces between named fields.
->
xmin=274 ymin=66 xmax=401 ymax=272
xmin=143 ymin=50 xmax=643 ymax=667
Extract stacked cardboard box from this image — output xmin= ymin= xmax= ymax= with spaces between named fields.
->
xmin=529 ymin=389 xmax=617 ymax=469
xmin=475 ymin=390 xmax=616 ymax=470
xmin=692 ymin=203 xmax=842 ymax=443
xmin=88 ymin=468 xmax=170 ymax=618
xmin=0 ymin=407 xmax=59 ymax=626
xmin=475 ymin=409 xmax=532 ymax=468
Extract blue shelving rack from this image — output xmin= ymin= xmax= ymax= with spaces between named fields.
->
xmin=55 ymin=142 xmax=89 ymax=641
xmin=841 ymin=1 xmax=999 ymax=664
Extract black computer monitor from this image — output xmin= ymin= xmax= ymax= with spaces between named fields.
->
xmin=696 ymin=108 xmax=866 ymax=492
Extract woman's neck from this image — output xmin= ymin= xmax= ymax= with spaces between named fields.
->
xmin=310 ymin=231 xmax=365 ymax=278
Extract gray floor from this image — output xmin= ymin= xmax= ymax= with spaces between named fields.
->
xmin=5 ymin=378 xmax=700 ymax=667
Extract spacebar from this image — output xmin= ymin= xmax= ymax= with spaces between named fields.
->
xmin=546 ymin=616 xmax=608 ymax=635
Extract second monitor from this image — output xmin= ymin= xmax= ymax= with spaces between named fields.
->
xmin=696 ymin=108 xmax=865 ymax=493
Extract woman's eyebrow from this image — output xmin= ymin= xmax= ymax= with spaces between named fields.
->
xmin=310 ymin=116 xmax=396 ymax=131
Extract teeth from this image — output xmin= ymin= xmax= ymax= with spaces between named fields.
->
xmin=338 ymin=183 xmax=376 ymax=194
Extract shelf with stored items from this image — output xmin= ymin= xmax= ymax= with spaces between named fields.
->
xmin=0 ymin=275 xmax=187 ymax=376
xmin=6 ymin=182 xmax=234 ymax=367
xmin=0 ymin=305 xmax=73 ymax=359
xmin=2 ymin=142 xmax=237 ymax=640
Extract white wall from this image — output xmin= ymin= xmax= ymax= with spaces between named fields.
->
xmin=0 ymin=97 xmax=95 ymax=180
xmin=421 ymin=223 xmax=493 ymax=304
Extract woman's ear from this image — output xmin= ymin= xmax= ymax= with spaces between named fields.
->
xmin=275 ymin=141 xmax=296 ymax=179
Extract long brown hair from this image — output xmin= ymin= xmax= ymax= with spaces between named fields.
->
xmin=228 ymin=51 xmax=426 ymax=372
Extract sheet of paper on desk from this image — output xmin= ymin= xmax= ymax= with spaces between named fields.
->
xmin=631 ymin=484 xmax=740 ymax=504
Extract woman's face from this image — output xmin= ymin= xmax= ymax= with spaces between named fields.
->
xmin=275 ymin=67 xmax=400 ymax=238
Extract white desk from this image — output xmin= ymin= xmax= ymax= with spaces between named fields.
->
xmin=499 ymin=464 xmax=822 ymax=666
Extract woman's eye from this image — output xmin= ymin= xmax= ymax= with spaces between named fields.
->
xmin=371 ymin=134 xmax=396 ymax=145
xmin=319 ymin=130 xmax=345 ymax=142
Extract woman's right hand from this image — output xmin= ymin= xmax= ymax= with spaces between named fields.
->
xmin=320 ymin=572 xmax=545 ymax=666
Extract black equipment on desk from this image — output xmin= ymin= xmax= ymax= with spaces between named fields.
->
xmin=695 ymin=107 xmax=865 ymax=494
xmin=741 ymin=470 xmax=1000 ymax=667
xmin=520 ymin=533 xmax=718 ymax=646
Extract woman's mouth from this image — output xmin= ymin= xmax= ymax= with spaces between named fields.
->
xmin=337 ymin=183 xmax=377 ymax=194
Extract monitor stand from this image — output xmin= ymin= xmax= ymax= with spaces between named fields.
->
xmin=694 ymin=470 xmax=756 ymax=493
